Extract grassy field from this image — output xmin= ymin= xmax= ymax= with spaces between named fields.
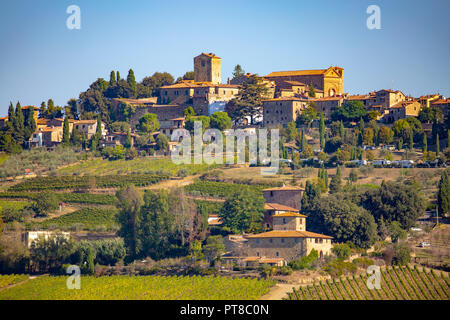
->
xmin=30 ymin=207 xmax=119 ymax=231
xmin=0 ymin=200 xmax=29 ymax=211
xmin=0 ymin=154 xmax=9 ymax=166
xmin=0 ymin=275 xmax=275 ymax=300
xmin=287 ymin=266 xmax=449 ymax=300
xmin=58 ymin=157 xmax=218 ymax=176
xmin=0 ymin=274 xmax=29 ymax=289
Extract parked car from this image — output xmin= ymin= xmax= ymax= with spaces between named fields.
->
xmin=419 ymin=242 xmax=431 ymax=247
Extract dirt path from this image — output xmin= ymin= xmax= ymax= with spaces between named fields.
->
xmin=34 ymin=205 xmax=79 ymax=222
xmin=260 ymin=283 xmax=296 ymax=300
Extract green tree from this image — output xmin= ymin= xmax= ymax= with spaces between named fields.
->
xmin=229 ymin=75 xmax=268 ymax=125
xmin=32 ymin=191 xmax=59 ymax=216
xmin=378 ymin=126 xmax=393 ymax=145
xmin=13 ymin=102 xmax=25 ymax=144
xmin=24 ymin=109 xmax=37 ymax=141
xmin=362 ymin=181 xmax=426 ymax=229
xmin=437 ymin=170 xmax=449 ymax=216
xmin=331 ymin=101 xmax=367 ymax=122
xmin=127 ymin=69 xmax=137 ymax=98
xmin=308 ymin=81 xmax=316 ymax=98
xmin=138 ymin=113 xmax=160 ymax=133
xmin=109 ymin=70 xmax=116 ymax=86
xmin=210 ymin=112 xmax=232 ymax=131
xmin=62 ymin=116 xmax=70 ymax=145
xmin=389 ymin=221 xmax=407 ymax=243
xmin=141 ymin=72 xmax=174 ymax=97
xmin=116 ymin=186 xmax=143 ymax=260
xmin=232 ymin=64 xmax=245 ymax=79
xmin=296 ymin=102 xmax=318 ymax=127
xmin=436 ymin=133 xmax=440 ymax=154
xmin=156 ymin=133 xmax=169 ymax=151
xmin=422 ymin=133 xmax=428 ymax=153
xmin=329 ymin=166 xmax=342 ymax=194
xmin=219 ymin=188 xmax=265 ymax=234
xmin=203 ymin=235 xmax=225 ymax=265
xmin=305 ymin=194 xmax=377 ymax=248
xmin=332 ymin=243 xmax=352 ymax=260
xmin=319 ymin=113 xmax=325 ymax=149
xmin=70 ymin=128 xmax=82 ymax=146
xmin=409 ymin=128 xmax=414 ymax=150
xmin=301 ymin=180 xmax=321 ymax=210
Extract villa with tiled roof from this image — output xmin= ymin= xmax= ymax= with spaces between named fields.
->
xmin=243 ymin=212 xmax=333 ymax=263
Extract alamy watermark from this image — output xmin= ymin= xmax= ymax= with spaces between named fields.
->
xmin=66 ymin=265 xmax=81 ymax=289
xmin=366 ymin=5 xmax=381 ymax=30
xmin=170 ymin=122 xmax=280 ymax=175
xmin=66 ymin=5 xmax=81 ymax=30
xmin=366 ymin=265 xmax=381 ymax=290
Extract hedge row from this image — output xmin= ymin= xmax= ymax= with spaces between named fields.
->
xmin=185 ymin=181 xmax=266 ymax=199
xmin=0 ymin=192 xmax=116 ymax=205
xmin=9 ymin=174 xmax=170 ymax=191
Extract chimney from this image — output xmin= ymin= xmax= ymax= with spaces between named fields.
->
xmin=227 ymin=77 xmax=230 ymax=84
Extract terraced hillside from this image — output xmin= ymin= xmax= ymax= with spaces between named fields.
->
xmin=287 ymin=266 xmax=449 ymax=300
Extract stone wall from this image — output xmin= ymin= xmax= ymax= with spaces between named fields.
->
xmin=263 ymin=189 xmax=303 ymax=211
xmin=246 ymin=237 xmax=307 ymax=262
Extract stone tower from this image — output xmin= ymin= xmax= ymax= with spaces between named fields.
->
xmin=194 ymin=53 xmax=221 ymax=84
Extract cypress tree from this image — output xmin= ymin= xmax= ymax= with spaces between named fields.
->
xmin=308 ymin=81 xmax=316 ymax=98
xmin=329 ymin=166 xmax=342 ymax=194
xmin=300 ymin=129 xmax=305 ymax=150
xmin=409 ymin=128 xmax=414 ymax=150
xmin=438 ymin=170 xmax=449 ymax=216
xmin=339 ymin=120 xmax=344 ymax=137
xmin=13 ymin=102 xmax=25 ymax=144
xmin=39 ymin=101 xmax=47 ymax=119
xmin=447 ymin=130 xmax=450 ymax=149
xmin=116 ymin=71 xmax=121 ymax=81
xmin=7 ymin=102 xmax=15 ymax=132
xmin=109 ymin=70 xmax=116 ymax=86
xmin=125 ymin=130 xmax=132 ymax=149
xmin=436 ymin=133 xmax=440 ymax=154
xmin=127 ymin=69 xmax=137 ymax=98
xmin=62 ymin=116 xmax=70 ymax=145
xmin=24 ymin=109 xmax=37 ymax=141
xmin=319 ymin=113 xmax=325 ymax=149
xmin=398 ymin=138 xmax=403 ymax=150
xmin=422 ymin=133 xmax=427 ymax=153
xmin=47 ymin=99 xmax=55 ymax=117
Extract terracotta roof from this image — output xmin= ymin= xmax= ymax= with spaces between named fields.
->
xmin=431 ymin=99 xmax=450 ymax=105
xmin=264 ymin=203 xmax=299 ymax=212
xmin=113 ymin=97 xmax=158 ymax=105
xmin=273 ymin=212 xmax=307 ymax=218
xmin=199 ymin=52 xmax=221 ymax=59
xmin=312 ymin=96 xmax=344 ymax=101
xmin=161 ymin=81 xmax=239 ymax=89
xmin=263 ymin=186 xmax=304 ymax=191
xmin=265 ymin=69 xmax=328 ymax=77
xmin=74 ymin=120 xmax=97 ymax=124
xmin=246 ymin=230 xmax=332 ymax=239
xmin=262 ymin=97 xmax=308 ymax=102
xmin=0 ymin=116 xmax=8 ymax=120
xmin=283 ymin=80 xmax=307 ymax=86
xmin=345 ymin=95 xmax=375 ymax=100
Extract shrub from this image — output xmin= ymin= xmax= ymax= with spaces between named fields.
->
xmin=331 ymin=243 xmax=352 ymax=260
xmin=289 ymin=249 xmax=318 ymax=270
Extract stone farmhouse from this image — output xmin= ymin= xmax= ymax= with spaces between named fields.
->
xmin=223 ymin=212 xmax=333 ymax=267
xmin=263 ymin=186 xmax=304 ymax=211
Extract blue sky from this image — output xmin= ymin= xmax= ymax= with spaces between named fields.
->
xmin=0 ymin=0 xmax=449 ymax=115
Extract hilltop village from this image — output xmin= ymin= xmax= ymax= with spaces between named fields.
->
xmin=0 ymin=52 xmax=449 ymax=290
